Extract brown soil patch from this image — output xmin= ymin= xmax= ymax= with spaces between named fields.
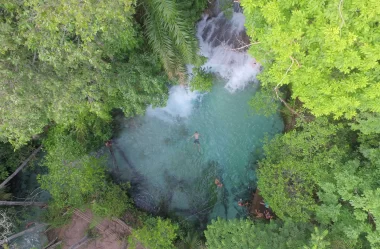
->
xmin=46 ymin=210 xmax=144 ymax=249
xmin=249 ymin=189 xmax=275 ymax=221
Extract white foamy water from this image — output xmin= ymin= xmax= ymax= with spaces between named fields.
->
xmin=197 ymin=12 xmax=261 ymax=92
xmin=146 ymin=86 xmax=200 ymax=121
xmin=147 ymin=10 xmax=259 ymax=121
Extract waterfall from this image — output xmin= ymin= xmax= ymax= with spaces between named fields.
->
xmin=112 ymin=1 xmax=284 ymax=223
xmin=196 ymin=10 xmax=260 ymax=92
xmin=147 ymin=4 xmax=260 ymax=121
xmin=146 ymin=86 xmax=200 ymax=121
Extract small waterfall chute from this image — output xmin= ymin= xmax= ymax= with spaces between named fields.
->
xmin=196 ymin=12 xmax=261 ymax=92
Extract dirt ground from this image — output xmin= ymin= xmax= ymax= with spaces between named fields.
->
xmin=47 ymin=210 xmax=144 ymax=249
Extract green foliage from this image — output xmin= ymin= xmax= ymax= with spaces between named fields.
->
xmin=43 ymin=205 xmax=73 ymax=228
xmin=129 ymin=217 xmax=178 ymax=249
xmin=1 ymin=0 xmax=203 ymax=147
xmin=176 ymin=231 xmax=205 ymax=249
xmin=205 ymin=218 xmax=314 ymax=249
xmin=258 ymin=118 xmax=348 ymax=221
xmin=141 ymin=0 xmax=200 ymax=81
xmin=351 ymin=112 xmax=380 ymax=135
xmin=91 ymin=184 xmax=132 ymax=218
xmin=249 ymin=88 xmax=279 ymax=116
xmin=190 ymin=67 xmax=213 ymax=92
xmin=21 ymin=0 xmax=138 ymax=62
xmin=0 ymin=189 xmax=11 ymax=201
xmin=176 ymin=0 xmax=208 ymax=23
xmin=0 ymin=142 xmax=36 ymax=182
xmin=40 ymin=150 xmax=106 ymax=208
xmin=0 ymin=1 xmax=168 ymax=148
xmin=242 ymin=0 xmax=380 ymax=246
xmin=205 ymin=218 xmax=257 ymax=249
xmin=105 ymin=52 xmax=169 ymax=115
xmin=39 ymin=125 xmax=132 ymax=219
xmin=241 ymin=0 xmax=380 ymax=127
xmin=303 ymin=228 xmax=330 ymax=249
xmin=257 ymin=116 xmax=380 ymax=248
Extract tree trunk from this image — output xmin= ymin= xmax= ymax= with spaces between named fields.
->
xmin=0 ymin=145 xmax=42 ymax=189
xmin=46 ymin=241 xmax=62 ymax=249
xmin=70 ymin=235 xmax=91 ymax=249
xmin=0 ymin=223 xmax=46 ymax=245
xmin=0 ymin=201 xmax=47 ymax=207
xmin=274 ymin=87 xmax=300 ymax=117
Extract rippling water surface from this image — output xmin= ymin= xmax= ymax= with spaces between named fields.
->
xmin=112 ymin=82 xmax=283 ymax=224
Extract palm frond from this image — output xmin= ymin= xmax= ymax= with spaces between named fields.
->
xmin=142 ymin=0 xmax=199 ymax=81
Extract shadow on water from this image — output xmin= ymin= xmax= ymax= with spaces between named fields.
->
xmin=177 ymin=160 xmax=227 ymax=228
xmin=107 ymin=153 xmax=229 ymax=229
xmin=164 ymin=170 xmax=189 ymax=192
xmin=110 ymin=141 xmax=164 ymax=214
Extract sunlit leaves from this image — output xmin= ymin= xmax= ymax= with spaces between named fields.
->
xmin=142 ymin=0 xmax=199 ymax=81
xmin=241 ymin=0 xmax=380 ymax=122
xmin=129 ymin=217 xmax=178 ymax=249
xmin=0 ymin=1 xmax=171 ymax=148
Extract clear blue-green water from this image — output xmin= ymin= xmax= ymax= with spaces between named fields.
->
xmin=111 ymin=81 xmax=283 ymax=224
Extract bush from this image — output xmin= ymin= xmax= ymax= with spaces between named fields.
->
xmin=190 ymin=67 xmax=213 ymax=92
xmin=91 ymin=183 xmax=132 ymax=218
xmin=128 ymin=217 xmax=178 ymax=249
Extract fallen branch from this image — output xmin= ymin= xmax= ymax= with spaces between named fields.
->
xmin=43 ymin=237 xmax=58 ymax=249
xmin=273 ymin=56 xmax=301 ymax=117
xmin=0 ymin=201 xmax=47 ymax=207
xmin=70 ymin=235 xmax=91 ymax=249
xmin=0 ymin=145 xmax=43 ymax=189
xmin=275 ymin=56 xmax=295 ymax=89
xmin=230 ymin=41 xmax=261 ymax=51
xmin=0 ymin=211 xmax=12 ymax=242
xmin=46 ymin=241 xmax=62 ymax=249
xmin=274 ymin=87 xmax=300 ymax=116
xmin=0 ymin=223 xmax=46 ymax=245
xmin=112 ymin=218 xmax=133 ymax=234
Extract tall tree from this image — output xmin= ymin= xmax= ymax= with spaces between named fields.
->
xmin=241 ymin=0 xmax=380 ymax=126
xmin=257 ymin=118 xmax=380 ymax=248
xmin=129 ymin=217 xmax=178 ymax=249
xmin=140 ymin=0 xmax=200 ymax=81
xmin=204 ymin=218 xmax=323 ymax=249
xmin=0 ymin=0 xmax=169 ymax=148
xmin=258 ymin=118 xmax=348 ymax=221
xmin=38 ymin=125 xmax=131 ymax=217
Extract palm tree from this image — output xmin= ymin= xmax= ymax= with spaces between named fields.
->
xmin=176 ymin=231 xmax=206 ymax=249
xmin=140 ymin=0 xmax=199 ymax=82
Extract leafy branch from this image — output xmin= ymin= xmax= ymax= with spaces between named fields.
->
xmin=274 ymin=56 xmax=301 ymax=117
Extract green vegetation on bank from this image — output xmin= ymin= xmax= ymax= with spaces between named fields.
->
xmin=0 ymin=0 xmax=207 ymax=245
xmin=202 ymin=0 xmax=380 ymax=248
xmin=129 ymin=217 xmax=178 ymax=249
xmin=242 ymin=0 xmax=380 ymax=124
xmin=0 ymin=0 xmax=205 ymax=148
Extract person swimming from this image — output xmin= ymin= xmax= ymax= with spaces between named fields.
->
xmin=105 ymin=140 xmax=112 ymax=147
xmin=190 ymin=131 xmax=200 ymax=151
xmin=215 ymin=178 xmax=223 ymax=188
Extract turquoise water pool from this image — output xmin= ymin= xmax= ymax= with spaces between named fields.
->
xmin=111 ymin=81 xmax=283 ymax=225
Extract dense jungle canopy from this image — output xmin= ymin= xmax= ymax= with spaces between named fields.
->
xmin=0 ymin=0 xmax=379 ymax=248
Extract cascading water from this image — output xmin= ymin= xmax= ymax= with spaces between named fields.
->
xmin=111 ymin=3 xmax=283 ymax=224
xmin=146 ymin=86 xmax=200 ymax=122
xmin=197 ymin=10 xmax=261 ymax=92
